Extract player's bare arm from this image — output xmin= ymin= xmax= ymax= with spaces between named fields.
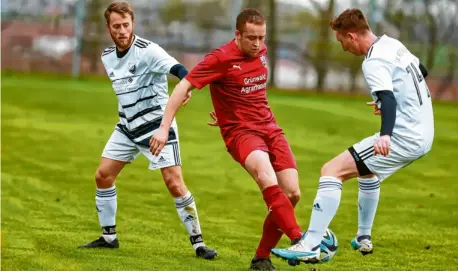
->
xmin=150 ymin=78 xmax=195 ymax=155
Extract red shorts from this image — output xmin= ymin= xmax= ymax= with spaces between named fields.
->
xmin=225 ymin=127 xmax=297 ymax=172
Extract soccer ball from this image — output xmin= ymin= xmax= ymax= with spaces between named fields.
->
xmin=296 ymin=228 xmax=338 ymax=263
xmin=318 ymin=228 xmax=338 ymax=262
xmin=287 ymin=228 xmax=338 ymax=266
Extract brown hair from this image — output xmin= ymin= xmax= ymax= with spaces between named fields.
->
xmin=329 ymin=8 xmax=370 ymax=34
xmin=104 ymin=1 xmax=134 ymax=24
xmin=236 ymin=8 xmax=266 ymax=33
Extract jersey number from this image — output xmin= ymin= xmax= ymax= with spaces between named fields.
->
xmin=406 ymin=62 xmax=431 ymax=106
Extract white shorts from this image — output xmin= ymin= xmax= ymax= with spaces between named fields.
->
xmin=348 ymin=133 xmax=423 ymax=181
xmin=101 ymin=127 xmax=181 ymax=171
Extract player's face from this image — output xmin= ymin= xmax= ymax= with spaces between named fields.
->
xmin=335 ymin=31 xmax=363 ymax=56
xmin=107 ymin=12 xmax=134 ymax=51
xmin=236 ymin=23 xmax=266 ymax=57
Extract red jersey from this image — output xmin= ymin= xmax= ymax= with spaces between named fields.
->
xmin=186 ymin=39 xmax=278 ymax=141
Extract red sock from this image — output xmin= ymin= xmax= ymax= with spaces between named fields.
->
xmin=262 ymin=185 xmax=302 ymax=241
xmin=255 ymin=213 xmax=283 ymax=259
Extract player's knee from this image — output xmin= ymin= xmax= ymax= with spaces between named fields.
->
xmin=321 ymin=161 xmax=338 ymax=177
xmin=162 ymin=169 xmax=185 ymax=194
xmin=286 ymin=189 xmax=301 ymax=207
xmin=164 ymin=177 xmax=184 ymax=193
xmin=255 ymin=171 xmax=276 ymax=188
xmin=95 ymin=169 xmax=115 ymax=188
xmin=320 ymin=162 xmax=331 ymax=176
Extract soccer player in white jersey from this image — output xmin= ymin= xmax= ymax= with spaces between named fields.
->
xmin=78 ymin=2 xmax=217 ymax=260
xmin=271 ymin=8 xmax=434 ymax=264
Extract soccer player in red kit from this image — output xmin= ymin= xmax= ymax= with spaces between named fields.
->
xmin=150 ymin=9 xmax=302 ymax=270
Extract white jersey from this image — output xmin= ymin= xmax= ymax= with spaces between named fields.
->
xmin=362 ymin=35 xmax=434 ymax=156
xmin=101 ymin=35 xmax=179 ymax=146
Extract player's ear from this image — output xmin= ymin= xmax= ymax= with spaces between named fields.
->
xmin=348 ymin=32 xmax=357 ymax=41
xmin=235 ymin=29 xmax=241 ymax=39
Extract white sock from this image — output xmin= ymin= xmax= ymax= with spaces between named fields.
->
xmin=174 ymin=191 xmax=205 ymax=250
xmin=304 ymin=176 xmax=342 ymax=248
xmin=96 ymin=186 xmax=117 ymax=243
xmin=357 ymin=177 xmax=380 ymax=237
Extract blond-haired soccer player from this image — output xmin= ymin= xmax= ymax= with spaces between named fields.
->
xmin=78 ymin=1 xmax=217 ymax=260
xmin=272 ymin=8 xmax=433 ymax=264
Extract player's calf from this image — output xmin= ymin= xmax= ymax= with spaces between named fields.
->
xmin=163 ymin=166 xmax=218 ymax=260
xmin=356 ymin=176 xmax=379 ymax=255
xmin=174 ymin=191 xmax=218 ymax=259
xmin=80 ymin=159 xmax=124 ymax=249
xmin=253 ymin=168 xmax=301 ymax=264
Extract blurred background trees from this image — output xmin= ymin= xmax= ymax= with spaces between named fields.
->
xmin=2 ymin=0 xmax=457 ymax=100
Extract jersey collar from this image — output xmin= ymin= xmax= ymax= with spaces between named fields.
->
xmin=116 ymin=35 xmax=136 ymax=58
xmin=365 ymin=35 xmax=383 ymax=59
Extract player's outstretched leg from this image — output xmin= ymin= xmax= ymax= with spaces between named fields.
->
xmin=272 ymin=176 xmax=342 ymax=263
xmin=244 ymin=151 xmax=302 ymax=269
xmin=272 ymin=150 xmax=359 ymax=263
xmin=162 ymin=166 xmax=217 ymax=260
xmin=352 ymin=176 xmax=379 ymax=255
xmin=271 ymin=174 xmax=342 ymax=264
xmin=246 ymin=151 xmax=302 ymax=241
xmin=79 ymin=159 xmax=125 ymax=248
xmin=253 ymin=168 xmax=302 ymax=269
xmin=271 ymin=175 xmax=342 ymax=263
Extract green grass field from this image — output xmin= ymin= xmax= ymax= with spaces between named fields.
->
xmin=2 ymin=73 xmax=458 ymax=271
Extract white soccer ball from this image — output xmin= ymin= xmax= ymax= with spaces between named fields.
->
xmin=318 ymin=228 xmax=338 ymax=262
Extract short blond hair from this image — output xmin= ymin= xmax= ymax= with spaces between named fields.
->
xmin=329 ymin=8 xmax=370 ymax=34
xmin=104 ymin=1 xmax=134 ymax=24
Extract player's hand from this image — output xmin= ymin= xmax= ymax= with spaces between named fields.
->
xmin=207 ymin=111 xmax=219 ymax=126
xmin=374 ymin=135 xmax=391 ymax=157
xmin=182 ymin=91 xmax=192 ymax=106
xmin=367 ymin=101 xmax=381 ymax=115
xmin=149 ymin=127 xmax=169 ymax=156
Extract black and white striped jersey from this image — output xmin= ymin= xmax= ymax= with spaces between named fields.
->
xmin=101 ymin=35 xmax=179 ymax=145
